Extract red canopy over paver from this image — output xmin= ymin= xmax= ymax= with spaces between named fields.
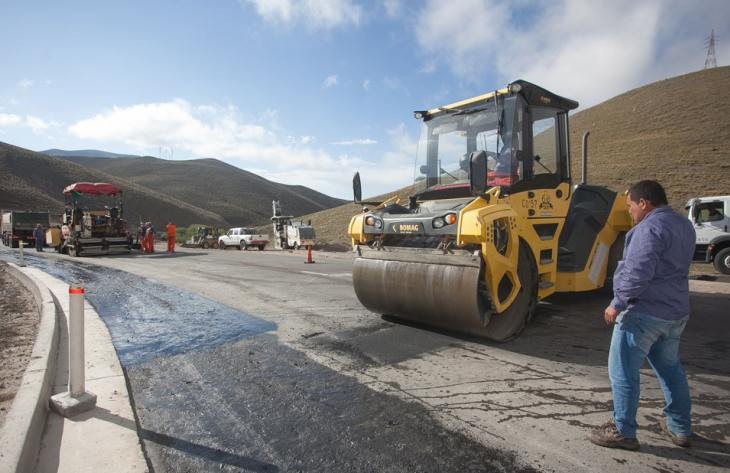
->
xmin=63 ymin=182 xmax=121 ymax=196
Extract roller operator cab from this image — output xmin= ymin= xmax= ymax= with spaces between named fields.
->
xmin=348 ymin=80 xmax=632 ymax=341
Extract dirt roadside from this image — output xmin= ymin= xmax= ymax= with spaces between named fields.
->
xmin=0 ymin=262 xmax=39 ymax=427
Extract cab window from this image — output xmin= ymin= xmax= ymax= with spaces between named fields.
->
xmin=532 ymin=107 xmax=559 ymax=178
xmin=697 ymin=202 xmax=725 ymax=223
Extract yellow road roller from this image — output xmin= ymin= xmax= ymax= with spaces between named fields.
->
xmin=348 ymin=80 xmax=632 ymax=341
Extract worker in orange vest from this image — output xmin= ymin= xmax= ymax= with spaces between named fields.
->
xmin=144 ymin=222 xmax=155 ymax=253
xmin=166 ymin=222 xmax=176 ymax=253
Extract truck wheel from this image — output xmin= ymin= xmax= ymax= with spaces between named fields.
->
xmin=258 ymin=244 xmax=265 ymax=251
xmin=219 ymin=242 xmax=226 ymax=250
xmin=239 ymin=242 xmax=247 ymax=251
xmin=713 ymin=247 xmax=730 ymax=275
xmin=202 ymin=241 xmax=209 ymax=249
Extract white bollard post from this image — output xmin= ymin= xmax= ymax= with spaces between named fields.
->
xmin=49 ymin=284 xmax=97 ymax=417
xmin=18 ymin=240 xmax=26 ymax=267
xmin=68 ymin=285 xmax=86 ymax=396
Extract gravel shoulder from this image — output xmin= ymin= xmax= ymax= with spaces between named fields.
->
xmin=0 ymin=261 xmax=39 ymax=427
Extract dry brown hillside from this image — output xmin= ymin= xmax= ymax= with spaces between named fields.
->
xmin=568 ymin=66 xmax=730 ymax=209
xmin=59 ymin=155 xmax=346 ymax=226
xmin=293 ymin=67 xmax=730 ymax=251
xmin=0 ymin=142 xmax=227 ymax=226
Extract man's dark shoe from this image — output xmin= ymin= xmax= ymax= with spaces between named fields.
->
xmin=589 ymin=421 xmax=640 ymax=450
xmin=661 ymin=418 xmax=691 ymax=448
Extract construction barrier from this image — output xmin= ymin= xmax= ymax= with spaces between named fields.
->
xmin=305 ymin=245 xmax=315 ymax=264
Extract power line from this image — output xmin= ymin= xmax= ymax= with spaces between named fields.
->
xmin=705 ymin=29 xmax=717 ymax=69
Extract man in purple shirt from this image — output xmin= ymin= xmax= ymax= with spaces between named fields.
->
xmin=590 ymin=180 xmax=695 ymax=451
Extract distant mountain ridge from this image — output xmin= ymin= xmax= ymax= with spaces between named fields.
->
xmin=58 ymin=155 xmax=346 ymax=225
xmin=1 ymin=145 xmax=345 ymax=228
xmin=41 ymin=148 xmax=139 ymax=158
xmin=1 ymin=142 xmax=227 ymax=226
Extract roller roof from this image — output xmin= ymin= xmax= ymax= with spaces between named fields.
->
xmin=63 ymin=182 xmax=121 ymax=196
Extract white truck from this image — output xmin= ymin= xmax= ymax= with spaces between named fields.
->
xmin=686 ymin=195 xmax=730 ymax=274
xmin=218 ymin=227 xmax=268 ymax=251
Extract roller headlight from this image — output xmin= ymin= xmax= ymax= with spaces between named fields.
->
xmin=365 ymin=216 xmax=383 ymax=229
xmin=433 ymin=213 xmax=457 ymax=229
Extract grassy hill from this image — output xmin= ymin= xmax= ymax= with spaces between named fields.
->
xmin=58 ymin=155 xmax=346 ymax=226
xmin=293 ymin=66 xmax=730 ymax=250
xmin=0 ymin=142 xmax=228 ymax=226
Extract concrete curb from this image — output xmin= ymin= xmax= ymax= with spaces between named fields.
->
xmin=0 ymin=263 xmax=59 ymax=473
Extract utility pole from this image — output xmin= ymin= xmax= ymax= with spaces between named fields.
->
xmin=705 ymin=29 xmax=717 ymax=69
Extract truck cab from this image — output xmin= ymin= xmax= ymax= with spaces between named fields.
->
xmin=686 ymin=196 xmax=730 ymax=274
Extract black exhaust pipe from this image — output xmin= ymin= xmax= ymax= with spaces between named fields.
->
xmin=581 ymin=131 xmax=590 ymax=185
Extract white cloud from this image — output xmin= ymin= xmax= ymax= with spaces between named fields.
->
xmin=66 ymin=100 xmax=418 ymax=198
xmin=66 ymin=99 xmax=413 ymax=198
xmin=383 ymin=77 xmax=401 ymax=89
xmin=358 ymin=123 xmax=416 ymax=195
xmin=0 ymin=113 xmax=22 ymax=127
xmin=25 ymin=115 xmax=51 ymax=133
xmin=0 ymin=113 xmax=52 ymax=133
xmin=383 ymin=0 xmax=401 ymax=18
xmin=323 ymin=74 xmax=339 ymax=88
xmin=243 ymin=0 xmax=362 ymax=29
xmin=18 ymin=79 xmax=34 ymax=89
xmin=332 ymin=138 xmax=377 ymax=145
xmin=362 ymin=79 xmax=370 ymax=90
xmin=414 ymin=0 xmax=730 ymax=108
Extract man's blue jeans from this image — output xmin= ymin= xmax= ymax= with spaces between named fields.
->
xmin=608 ymin=310 xmax=691 ymax=438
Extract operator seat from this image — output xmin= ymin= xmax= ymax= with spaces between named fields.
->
xmin=557 ymin=184 xmax=616 ymax=272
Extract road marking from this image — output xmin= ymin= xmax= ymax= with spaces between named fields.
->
xmin=300 ymin=271 xmax=352 ymax=278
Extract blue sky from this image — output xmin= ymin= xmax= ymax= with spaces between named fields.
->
xmin=1 ymin=0 xmax=728 ymax=199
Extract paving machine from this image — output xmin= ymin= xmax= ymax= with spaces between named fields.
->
xmin=348 ymin=80 xmax=632 ymax=341
xmin=61 ymin=182 xmax=132 ymax=256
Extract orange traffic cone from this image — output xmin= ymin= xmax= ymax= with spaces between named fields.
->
xmin=305 ymin=245 xmax=315 ymax=264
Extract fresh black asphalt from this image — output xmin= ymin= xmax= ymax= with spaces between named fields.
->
xmin=3 ymin=251 xmax=538 ymax=472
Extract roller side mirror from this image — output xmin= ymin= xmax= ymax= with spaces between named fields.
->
xmin=353 ymin=172 xmax=362 ymax=203
xmin=469 ymin=150 xmax=488 ymax=196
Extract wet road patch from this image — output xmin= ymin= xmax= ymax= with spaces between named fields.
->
xmin=128 ymin=335 xmax=538 ymax=472
xmin=2 ymin=253 xmax=276 ymax=366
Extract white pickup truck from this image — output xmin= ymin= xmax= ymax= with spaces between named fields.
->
xmin=686 ymin=195 xmax=730 ymax=274
xmin=218 ymin=227 xmax=269 ymax=251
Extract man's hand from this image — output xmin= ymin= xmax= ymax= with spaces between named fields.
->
xmin=604 ymin=305 xmax=619 ymax=325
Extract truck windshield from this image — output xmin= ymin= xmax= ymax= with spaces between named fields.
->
xmin=414 ymin=97 xmax=517 ymax=193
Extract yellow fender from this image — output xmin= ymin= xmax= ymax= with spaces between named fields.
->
xmin=458 ymin=189 xmax=522 ymax=313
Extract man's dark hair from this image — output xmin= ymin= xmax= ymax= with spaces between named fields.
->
xmin=628 ymin=180 xmax=668 ymax=206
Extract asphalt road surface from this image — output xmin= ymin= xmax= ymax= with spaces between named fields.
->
xmin=2 ymin=245 xmax=728 ymax=472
